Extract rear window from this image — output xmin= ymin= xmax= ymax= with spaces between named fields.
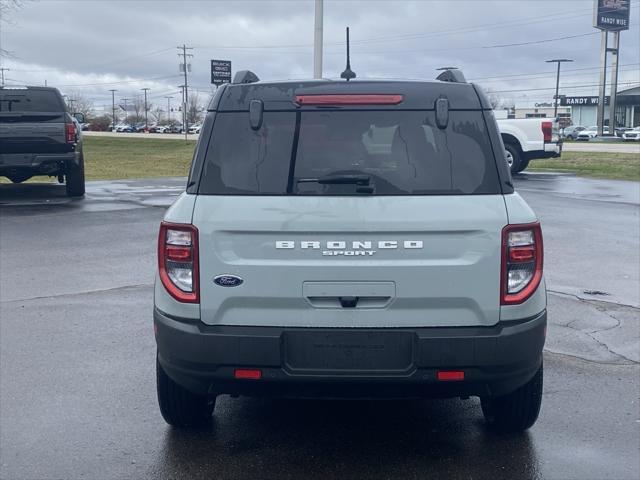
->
xmin=0 ymin=89 xmax=65 ymax=113
xmin=198 ymin=109 xmax=500 ymax=195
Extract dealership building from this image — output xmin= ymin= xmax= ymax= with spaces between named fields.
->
xmin=497 ymin=86 xmax=640 ymax=128
xmin=560 ymin=86 xmax=640 ymax=127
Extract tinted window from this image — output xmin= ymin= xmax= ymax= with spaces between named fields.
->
xmin=199 ymin=112 xmax=295 ymax=194
xmin=0 ymin=89 xmax=65 ymax=113
xmin=198 ymin=110 xmax=500 ymax=195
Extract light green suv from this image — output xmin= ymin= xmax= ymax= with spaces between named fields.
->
xmin=154 ymin=70 xmax=546 ymax=432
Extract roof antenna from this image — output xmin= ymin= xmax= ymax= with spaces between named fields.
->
xmin=340 ymin=27 xmax=356 ymax=81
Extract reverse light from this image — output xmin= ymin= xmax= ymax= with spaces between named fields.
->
xmin=295 ymin=94 xmax=404 ymax=105
xmin=501 ymin=222 xmax=543 ymax=305
xmin=158 ymin=222 xmax=199 ymax=303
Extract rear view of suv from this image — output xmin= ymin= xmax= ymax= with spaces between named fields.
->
xmin=0 ymin=86 xmax=85 ymax=196
xmin=154 ymin=71 xmax=546 ymax=432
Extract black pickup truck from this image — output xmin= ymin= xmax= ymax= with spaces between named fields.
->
xmin=0 ymin=86 xmax=85 ymax=197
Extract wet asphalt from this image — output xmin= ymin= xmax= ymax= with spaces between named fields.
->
xmin=1 ymin=173 xmax=639 ymax=480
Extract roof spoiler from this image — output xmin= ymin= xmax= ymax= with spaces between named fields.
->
xmin=436 ymin=69 xmax=466 ymax=83
xmin=232 ymin=70 xmax=260 ymax=84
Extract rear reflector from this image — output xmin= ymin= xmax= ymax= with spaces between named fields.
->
xmin=295 ymin=94 xmax=404 ymax=105
xmin=437 ymin=370 xmax=465 ymax=381
xmin=234 ymin=369 xmax=262 ymax=380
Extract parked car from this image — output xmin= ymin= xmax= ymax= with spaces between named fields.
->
xmin=168 ymin=124 xmax=183 ymax=134
xmin=496 ymin=117 xmax=562 ymax=174
xmin=576 ymin=126 xmax=609 ymax=140
xmin=188 ymin=123 xmax=202 ymax=134
xmin=154 ymin=70 xmax=546 ymax=433
xmin=114 ymin=124 xmax=133 ymax=133
xmin=621 ymin=127 xmax=640 ymax=141
xmin=615 ymin=127 xmax=633 ymax=138
xmin=562 ymin=125 xmax=585 ymax=140
xmin=0 ymin=86 xmax=85 ymax=196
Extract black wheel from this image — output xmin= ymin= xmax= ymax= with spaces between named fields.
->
xmin=481 ymin=363 xmax=543 ymax=432
xmin=156 ymin=355 xmax=215 ymax=427
xmin=513 ymin=159 xmax=529 ymax=174
xmin=504 ymin=143 xmax=525 ymax=174
xmin=6 ymin=173 xmax=32 ymax=183
xmin=65 ymin=155 xmax=85 ymax=197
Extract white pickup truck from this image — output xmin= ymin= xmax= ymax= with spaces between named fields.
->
xmin=495 ymin=113 xmax=562 ymax=174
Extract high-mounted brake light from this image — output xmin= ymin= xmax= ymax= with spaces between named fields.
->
xmin=542 ymin=121 xmax=552 ymax=143
xmin=65 ymin=122 xmax=76 ymax=144
xmin=295 ymin=94 xmax=404 ymax=105
xmin=158 ymin=222 xmax=199 ymax=303
xmin=501 ymin=222 xmax=543 ymax=305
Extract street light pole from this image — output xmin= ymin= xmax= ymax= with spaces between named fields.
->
xmin=165 ymin=96 xmax=173 ymax=126
xmin=141 ymin=88 xmax=150 ymax=130
xmin=545 ymin=59 xmax=573 ymax=118
xmin=109 ymin=89 xmax=117 ymax=131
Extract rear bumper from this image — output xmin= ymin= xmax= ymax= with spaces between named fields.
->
xmin=527 ymin=142 xmax=561 ymax=160
xmin=0 ymin=151 xmax=80 ymax=176
xmin=155 ymin=308 xmax=546 ymax=399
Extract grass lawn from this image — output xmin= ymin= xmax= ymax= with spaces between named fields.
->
xmin=83 ymin=136 xmax=196 ymax=180
xmin=3 ymin=136 xmax=638 ymax=183
xmin=528 ymin=151 xmax=640 ymax=181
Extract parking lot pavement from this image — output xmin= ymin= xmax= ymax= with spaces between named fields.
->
xmin=1 ymin=173 xmax=639 ymax=480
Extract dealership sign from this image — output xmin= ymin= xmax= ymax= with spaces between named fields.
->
xmin=593 ymin=0 xmax=630 ymax=30
xmin=210 ymin=60 xmax=232 ymax=86
xmin=560 ymin=96 xmax=611 ymax=106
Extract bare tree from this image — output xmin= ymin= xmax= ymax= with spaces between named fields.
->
xmin=151 ymin=105 xmax=164 ymax=125
xmin=484 ymin=88 xmax=505 ymax=110
xmin=64 ymin=92 xmax=94 ymax=118
xmin=187 ymin=92 xmax=204 ymax=124
xmin=131 ymin=96 xmax=146 ymax=124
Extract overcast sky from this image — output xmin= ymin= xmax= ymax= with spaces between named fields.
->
xmin=1 ymin=0 xmax=638 ymax=112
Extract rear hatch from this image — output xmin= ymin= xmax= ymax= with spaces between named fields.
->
xmin=0 ymin=88 xmax=70 ymax=154
xmin=192 ymin=89 xmax=508 ymax=328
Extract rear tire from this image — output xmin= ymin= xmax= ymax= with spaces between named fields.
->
xmin=156 ymin=355 xmax=216 ymax=427
xmin=65 ymin=155 xmax=85 ymax=197
xmin=481 ymin=363 xmax=543 ymax=432
xmin=504 ymin=143 xmax=526 ymax=174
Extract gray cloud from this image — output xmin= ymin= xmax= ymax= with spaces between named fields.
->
xmin=2 ymin=0 xmax=638 ymax=110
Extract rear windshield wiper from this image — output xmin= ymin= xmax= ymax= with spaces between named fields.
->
xmin=297 ymin=174 xmax=371 ymax=186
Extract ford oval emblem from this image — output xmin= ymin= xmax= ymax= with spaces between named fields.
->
xmin=213 ymin=275 xmax=244 ymax=287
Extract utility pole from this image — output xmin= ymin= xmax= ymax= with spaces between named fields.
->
xmin=0 ymin=68 xmax=8 ymax=86
xmin=177 ymin=44 xmax=193 ymax=139
xmin=165 ymin=96 xmax=173 ymax=126
xmin=545 ymin=59 xmax=573 ymax=118
xmin=109 ymin=89 xmax=117 ymax=131
xmin=141 ymin=87 xmax=150 ymax=130
xmin=313 ymin=0 xmax=323 ymax=78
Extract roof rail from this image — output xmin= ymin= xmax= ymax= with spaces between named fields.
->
xmin=232 ymin=70 xmax=260 ymax=84
xmin=436 ymin=69 xmax=466 ymax=83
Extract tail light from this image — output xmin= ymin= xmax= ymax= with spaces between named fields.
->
xmin=542 ymin=121 xmax=552 ymax=143
xmin=158 ymin=222 xmax=199 ymax=303
xmin=501 ymin=222 xmax=543 ymax=305
xmin=65 ymin=122 xmax=76 ymax=144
